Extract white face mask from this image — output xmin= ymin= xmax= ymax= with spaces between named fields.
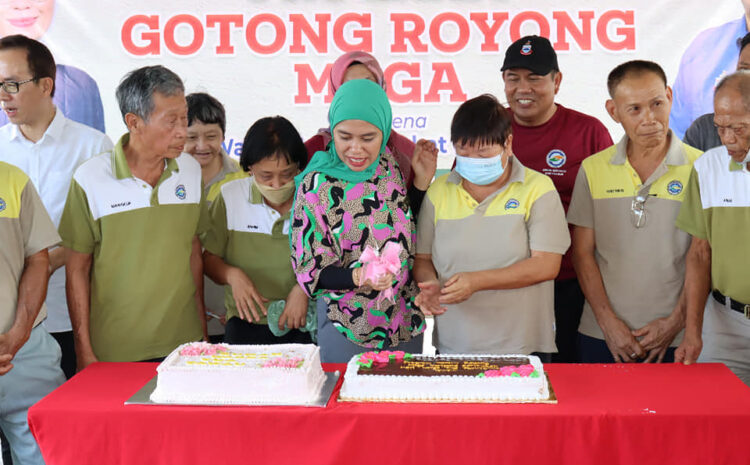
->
xmin=255 ymin=180 xmax=296 ymax=205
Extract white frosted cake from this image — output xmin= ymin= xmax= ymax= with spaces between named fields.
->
xmin=339 ymin=351 xmax=551 ymax=403
xmin=150 ymin=342 xmax=326 ymax=405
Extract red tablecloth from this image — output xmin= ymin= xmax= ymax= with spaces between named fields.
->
xmin=29 ymin=362 xmax=750 ymax=465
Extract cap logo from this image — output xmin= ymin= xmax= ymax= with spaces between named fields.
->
xmin=505 ymin=199 xmax=520 ymax=210
xmin=546 ymin=149 xmax=567 ymax=168
xmin=520 ymin=41 xmax=533 ymax=55
xmin=175 ymin=184 xmax=187 ymax=200
xmin=667 ymin=180 xmax=683 ymax=195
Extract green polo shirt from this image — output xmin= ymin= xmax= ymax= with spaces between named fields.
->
xmin=59 ymin=134 xmax=207 ymax=362
xmin=676 ymin=145 xmax=750 ymax=303
xmin=200 ymin=176 xmax=297 ymax=324
xmin=568 ymin=133 xmax=702 ymax=344
xmin=0 ymin=162 xmax=60 ymax=333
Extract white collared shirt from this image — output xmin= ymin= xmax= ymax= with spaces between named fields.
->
xmin=0 ymin=107 xmax=113 ymax=332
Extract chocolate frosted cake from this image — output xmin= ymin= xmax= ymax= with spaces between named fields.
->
xmin=339 ymin=351 xmax=550 ymax=403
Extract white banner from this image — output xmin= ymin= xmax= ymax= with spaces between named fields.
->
xmin=21 ymin=0 xmax=743 ymax=167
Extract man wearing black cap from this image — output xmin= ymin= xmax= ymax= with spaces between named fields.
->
xmin=501 ymin=35 xmax=612 ymax=362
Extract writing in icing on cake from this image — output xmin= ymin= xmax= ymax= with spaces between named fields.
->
xmin=262 ymin=357 xmax=304 ymax=368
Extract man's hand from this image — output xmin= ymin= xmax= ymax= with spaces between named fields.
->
xmin=411 ymin=139 xmax=439 ymax=191
xmin=279 ymin=286 xmax=309 ymax=330
xmin=415 ymin=279 xmax=445 ymax=315
xmin=226 ymin=267 xmax=268 ymax=322
xmin=674 ymin=332 xmax=703 ymax=365
xmin=0 ymin=354 xmax=13 ymax=376
xmin=76 ymin=349 xmax=98 ymax=373
xmin=600 ymin=314 xmax=645 ymax=362
xmin=439 ymin=272 xmax=476 ymax=304
xmin=632 ymin=314 xmax=683 ymax=363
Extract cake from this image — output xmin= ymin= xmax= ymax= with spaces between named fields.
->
xmin=150 ymin=342 xmax=326 ymax=405
xmin=339 ymin=351 xmax=551 ymax=402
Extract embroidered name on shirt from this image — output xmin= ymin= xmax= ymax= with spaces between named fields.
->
xmin=246 ymin=224 xmax=259 ymax=229
xmin=723 ymin=198 xmax=733 ymax=203
xmin=111 ymin=201 xmax=131 ymax=208
xmin=606 ymin=188 xmax=625 ymax=193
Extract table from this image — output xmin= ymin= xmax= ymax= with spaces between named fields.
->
xmin=29 ymin=362 xmax=750 ymax=465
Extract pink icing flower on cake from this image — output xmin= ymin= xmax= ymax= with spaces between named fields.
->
xmin=484 ymin=370 xmax=502 ymax=377
xmin=499 ymin=366 xmax=516 ymax=376
xmin=179 ymin=342 xmax=228 ymax=356
xmin=517 ymin=364 xmax=535 ymax=377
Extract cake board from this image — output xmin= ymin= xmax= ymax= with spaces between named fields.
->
xmin=125 ymin=371 xmax=340 ymax=408
xmin=338 ymin=373 xmax=557 ymax=404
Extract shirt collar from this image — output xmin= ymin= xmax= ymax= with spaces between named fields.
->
xmin=610 ymin=130 xmax=687 ymax=166
xmin=112 ymin=133 xmax=180 ymax=180
xmin=9 ymin=106 xmax=65 ymax=143
xmin=249 ymin=176 xmax=263 ymax=204
xmin=447 ymin=155 xmax=527 ymax=186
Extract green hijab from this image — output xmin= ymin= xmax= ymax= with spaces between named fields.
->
xmin=295 ymin=79 xmax=392 ymax=185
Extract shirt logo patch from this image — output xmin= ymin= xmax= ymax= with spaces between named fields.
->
xmin=505 ymin=199 xmax=520 ymax=210
xmin=546 ymin=149 xmax=567 ymax=168
xmin=667 ymin=180 xmax=683 ymax=195
xmin=521 ymin=41 xmax=532 ymax=55
xmin=175 ymin=184 xmax=187 ymax=200
xmin=0 ymin=198 xmax=5 ymax=212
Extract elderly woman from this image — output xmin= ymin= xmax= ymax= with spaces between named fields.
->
xmin=185 ymin=92 xmax=245 ymax=341
xmin=202 ymin=116 xmax=312 ymax=345
xmin=292 ymin=79 xmax=424 ymax=362
xmin=413 ymin=94 xmax=570 ymax=360
xmin=305 ymin=50 xmax=437 ymax=215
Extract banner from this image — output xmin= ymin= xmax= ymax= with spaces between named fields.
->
xmin=19 ymin=0 xmax=743 ymax=167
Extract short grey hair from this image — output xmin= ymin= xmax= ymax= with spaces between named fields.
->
xmin=715 ymin=70 xmax=750 ymax=112
xmin=116 ymin=65 xmax=185 ymax=123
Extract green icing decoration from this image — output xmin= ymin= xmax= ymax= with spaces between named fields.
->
xmin=511 ymin=372 xmax=521 ymax=378
xmin=476 ymin=372 xmax=485 ymax=378
xmin=404 ymin=353 xmax=413 ymax=360
xmin=530 ymin=370 xmax=540 ymax=378
xmin=357 ymin=359 xmax=373 ymax=368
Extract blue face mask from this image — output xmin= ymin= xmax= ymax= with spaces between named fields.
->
xmin=455 ymin=153 xmax=505 ymax=185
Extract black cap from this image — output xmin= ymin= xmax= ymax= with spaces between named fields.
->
xmin=501 ymin=35 xmax=559 ymax=75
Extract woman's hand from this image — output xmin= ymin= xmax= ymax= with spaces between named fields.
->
xmin=411 ymin=139 xmax=439 ymax=191
xmin=353 ymin=266 xmax=395 ymax=291
xmin=439 ymin=272 xmax=477 ymax=304
xmin=279 ymin=285 xmax=309 ymax=330
xmin=226 ymin=267 xmax=268 ymax=322
xmin=415 ymin=279 xmax=446 ymax=315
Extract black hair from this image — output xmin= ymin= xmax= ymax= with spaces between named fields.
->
xmin=239 ymin=116 xmax=308 ymax=171
xmin=739 ymin=32 xmax=750 ymax=54
xmin=450 ymin=94 xmax=512 ymax=147
xmin=187 ymin=92 xmax=226 ymax=135
xmin=0 ymin=35 xmax=56 ymax=97
xmin=607 ymin=60 xmax=667 ymax=98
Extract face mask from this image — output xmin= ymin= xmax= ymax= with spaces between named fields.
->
xmin=255 ymin=179 xmax=296 ymax=205
xmin=455 ymin=153 xmax=505 ymax=185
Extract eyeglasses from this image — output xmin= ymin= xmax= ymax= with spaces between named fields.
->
xmin=0 ymin=78 xmax=37 ymax=94
xmin=631 ymin=194 xmax=647 ymax=228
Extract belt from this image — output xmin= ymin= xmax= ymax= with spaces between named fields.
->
xmin=712 ymin=290 xmax=750 ymax=319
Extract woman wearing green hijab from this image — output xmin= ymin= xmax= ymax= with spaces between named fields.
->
xmin=291 ymin=79 xmax=425 ymax=363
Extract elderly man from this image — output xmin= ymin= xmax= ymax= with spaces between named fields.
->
xmin=0 ymin=161 xmax=65 ymax=464
xmin=501 ymin=35 xmax=613 ymax=362
xmin=0 ymin=35 xmax=111 ymax=379
xmin=675 ymin=71 xmax=750 ymax=385
xmin=60 ymin=65 xmax=207 ymax=369
xmin=568 ymin=60 xmax=702 ymax=363
xmin=684 ymin=32 xmax=750 ymax=151
xmin=185 ymin=92 xmax=245 ymax=341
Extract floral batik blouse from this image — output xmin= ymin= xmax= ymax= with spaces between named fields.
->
xmin=291 ymin=152 xmax=425 ymax=349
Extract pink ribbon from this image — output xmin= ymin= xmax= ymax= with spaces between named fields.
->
xmin=358 ymin=242 xmax=403 ymax=303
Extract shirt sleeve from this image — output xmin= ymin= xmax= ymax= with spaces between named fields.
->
xmin=58 ymin=178 xmax=98 ymax=254
xmin=200 ymin=191 xmax=229 ymax=257
xmin=593 ymin=120 xmax=614 ymax=153
xmin=675 ymin=167 xmax=707 ymax=239
xmin=527 ymin=189 xmax=570 ymax=254
xmin=19 ymin=180 xmax=60 ymax=257
xmin=415 ymin=190 xmax=436 ymax=255
xmin=195 ymin=180 xmax=210 ymax=237
xmin=290 ymin=173 xmax=342 ymax=297
xmin=566 ymin=167 xmax=594 ymax=228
